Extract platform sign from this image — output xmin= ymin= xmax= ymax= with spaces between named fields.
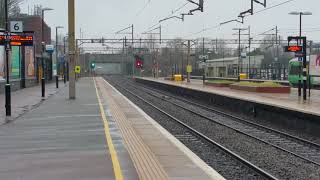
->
xmin=10 ymin=21 xmax=23 ymax=33
xmin=0 ymin=35 xmax=33 ymax=46
xmin=45 ymin=45 xmax=54 ymax=53
xmin=187 ymin=65 xmax=192 ymax=73
xmin=75 ymin=66 xmax=81 ymax=74
xmin=295 ymin=52 xmax=304 ymax=58
xmin=199 ymin=55 xmax=208 ymax=60
xmin=241 ymin=52 xmax=247 ymax=58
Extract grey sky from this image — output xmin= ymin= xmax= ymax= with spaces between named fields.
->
xmin=20 ymin=0 xmax=319 ymax=41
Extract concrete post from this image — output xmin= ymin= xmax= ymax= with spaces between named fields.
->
xmin=68 ymin=0 xmax=76 ymax=99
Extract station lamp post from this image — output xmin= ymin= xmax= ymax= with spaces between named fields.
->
xmin=55 ymin=26 xmax=64 ymax=88
xmin=289 ymin=11 xmax=312 ymax=97
xmin=41 ymin=7 xmax=53 ymax=98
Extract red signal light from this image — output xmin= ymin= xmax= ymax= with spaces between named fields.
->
xmin=135 ymin=59 xmax=143 ymax=69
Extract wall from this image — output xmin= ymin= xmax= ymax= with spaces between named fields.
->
xmin=11 ymin=15 xmax=52 ymax=57
xmin=0 ymin=78 xmax=38 ymax=93
xmin=135 ymin=78 xmax=320 ymax=137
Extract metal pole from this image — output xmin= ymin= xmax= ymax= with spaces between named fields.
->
xmin=309 ymin=41 xmax=312 ymax=97
xmin=298 ymin=13 xmax=302 ymax=97
xmin=131 ymin=24 xmax=134 ymax=77
xmin=170 ymin=51 xmax=173 ymax=77
xmin=63 ymin=36 xmax=67 ymax=84
xmin=202 ymin=37 xmax=205 ymax=84
xmin=159 ymin=25 xmax=162 ymax=44
xmin=238 ymin=29 xmax=241 ymax=81
xmin=4 ymin=0 xmax=11 ymax=116
xmin=248 ymin=26 xmax=251 ymax=79
xmin=68 ymin=0 xmax=76 ymax=99
xmin=75 ymin=40 xmax=78 ymax=81
xmin=55 ymin=27 xmax=59 ymax=88
xmin=276 ymin=26 xmax=279 ymax=79
xmin=41 ymin=10 xmax=46 ymax=98
xmin=187 ymin=40 xmax=191 ymax=83
xmin=303 ymin=37 xmax=307 ymax=100
xmin=122 ymin=38 xmax=124 ymax=75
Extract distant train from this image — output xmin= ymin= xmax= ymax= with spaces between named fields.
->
xmin=288 ymin=55 xmax=320 ymax=86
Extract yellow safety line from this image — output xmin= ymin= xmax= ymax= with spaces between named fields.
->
xmin=93 ymin=77 xmax=123 ymax=180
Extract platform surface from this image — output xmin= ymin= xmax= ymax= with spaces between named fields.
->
xmin=0 ymin=82 xmax=59 ymax=124
xmin=138 ymin=77 xmax=320 ymax=117
xmin=0 ymin=78 xmax=138 ymax=180
xmin=0 ymin=77 xmax=224 ymax=180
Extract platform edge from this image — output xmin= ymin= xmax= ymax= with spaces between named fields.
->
xmin=102 ymin=77 xmax=226 ymax=180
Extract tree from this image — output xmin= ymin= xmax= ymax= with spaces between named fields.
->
xmin=259 ymin=35 xmax=293 ymax=66
xmin=0 ymin=0 xmax=23 ymax=29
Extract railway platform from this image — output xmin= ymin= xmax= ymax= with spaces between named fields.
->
xmin=0 ymin=77 xmax=223 ymax=180
xmin=0 ymin=82 xmax=60 ymax=125
xmin=137 ymin=77 xmax=320 ymax=117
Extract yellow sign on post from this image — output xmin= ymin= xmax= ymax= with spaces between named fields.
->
xmin=187 ymin=65 xmax=192 ymax=73
xmin=75 ymin=66 xmax=81 ymax=74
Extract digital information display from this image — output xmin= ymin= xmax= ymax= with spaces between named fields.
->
xmin=0 ymin=35 xmax=34 ymax=46
xmin=284 ymin=45 xmax=303 ymax=53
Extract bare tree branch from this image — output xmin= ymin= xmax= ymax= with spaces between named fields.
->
xmin=0 ymin=0 xmax=23 ymax=29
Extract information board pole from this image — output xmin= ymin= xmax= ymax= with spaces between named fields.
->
xmin=302 ymin=37 xmax=307 ymax=100
xmin=286 ymin=36 xmax=308 ymax=101
xmin=4 ymin=0 xmax=11 ymax=117
xmin=202 ymin=37 xmax=205 ymax=85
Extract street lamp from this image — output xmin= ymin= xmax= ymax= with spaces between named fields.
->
xmin=288 ymin=11 xmax=312 ymax=36
xmin=55 ymin=26 xmax=63 ymax=88
xmin=289 ymin=11 xmax=312 ymax=97
xmin=41 ymin=7 xmax=53 ymax=98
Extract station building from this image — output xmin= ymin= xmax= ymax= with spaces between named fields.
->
xmin=204 ymin=55 xmax=264 ymax=77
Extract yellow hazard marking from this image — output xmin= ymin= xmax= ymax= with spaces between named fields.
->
xmin=75 ymin=66 xmax=81 ymax=74
xmin=94 ymin=78 xmax=123 ymax=180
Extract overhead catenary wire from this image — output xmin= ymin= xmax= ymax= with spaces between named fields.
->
xmin=185 ymin=0 xmax=298 ymax=38
xmin=135 ymin=0 xmax=151 ymax=17
xmin=245 ymin=0 xmax=297 ymax=16
xmin=142 ymin=1 xmax=190 ymax=33
xmin=251 ymin=27 xmax=276 ymax=38
xmin=171 ymin=2 xmax=189 ymax=15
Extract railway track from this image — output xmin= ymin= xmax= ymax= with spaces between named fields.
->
xmin=128 ymin=78 xmax=320 ymax=167
xmin=104 ymin=76 xmax=278 ymax=180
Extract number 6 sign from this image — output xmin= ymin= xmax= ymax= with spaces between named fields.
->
xmin=10 ymin=21 xmax=23 ymax=33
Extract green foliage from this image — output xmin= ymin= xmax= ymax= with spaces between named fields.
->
xmin=234 ymin=81 xmax=285 ymax=87
xmin=0 ymin=0 xmax=22 ymax=28
xmin=258 ymin=34 xmax=293 ymax=67
xmin=208 ymin=80 xmax=235 ymax=84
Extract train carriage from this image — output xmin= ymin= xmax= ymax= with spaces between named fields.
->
xmin=288 ymin=55 xmax=320 ymax=86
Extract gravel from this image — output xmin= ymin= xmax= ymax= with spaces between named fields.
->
xmin=109 ymin=78 xmax=267 ymax=180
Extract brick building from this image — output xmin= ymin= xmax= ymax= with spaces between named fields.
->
xmin=11 ymin=15 xmax=53 ymax=81
xmin=11 ymin=15 xmax=51 ymax=57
